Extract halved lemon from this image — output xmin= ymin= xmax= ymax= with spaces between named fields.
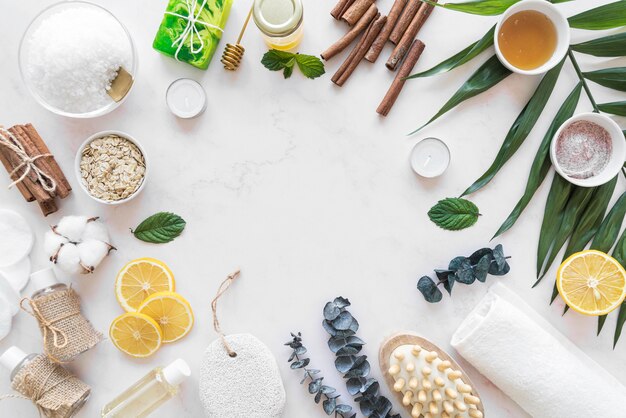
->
xmin=109 ymin=312 xmax=163 ymax=357
xmin=557 ymin=250 xmax=626 ymax=316
xmin=115 ymin=258 xmax=175 ymax=312
xmin=138 ymin=291 xmax=194 ymax=343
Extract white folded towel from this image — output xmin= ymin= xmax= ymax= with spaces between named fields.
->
xmin=451 ymin=283 xmax=626 ymax=418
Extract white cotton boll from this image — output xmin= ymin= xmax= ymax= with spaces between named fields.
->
xmin=56 ymin=216 xmax=89 ymax=242
xmin=78 ymin=240 xmax=109 ymax=270
xmin=0 ymin=294 xmax=11 ymax=341
xmin=56 ymin=244 xmax=82 ymax=275
xmin=82 ymin=220 xmax=110 ymax=243
xmin=44 ymin=230 xmax=69 ymax=258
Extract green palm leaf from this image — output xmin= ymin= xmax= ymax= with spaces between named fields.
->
xmin=493 ymin=83 xmax=582 ymax=239
xmin=411 ymin=55 xmax=511 ymax=134
xmin=568 ymin=1 xmax=626 ymax=30
xmin=421 ymin=0 xmax=519 ymax=15
xmin=613 ymin=232 xmax=626 ymax=347
xmin=598 ymin=101 xmax=626 ymax=116
xmin=407 ymin=26 xmax=495 ymax=79
xmin=571 ymin=32 xmax=626 ymax=57
xmin=463 ymin=59 xmax=564 ymax=196
xmin=583 ymin=67 xmax=626 ymax=92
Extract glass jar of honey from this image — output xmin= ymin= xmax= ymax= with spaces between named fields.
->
xmin=253 ymin=0 xmax=304 ymax=51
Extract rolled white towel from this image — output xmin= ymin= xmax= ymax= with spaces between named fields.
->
xmin=451 ymin=284 xmax=626 ymax=418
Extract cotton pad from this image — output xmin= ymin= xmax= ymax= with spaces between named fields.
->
xmin=0 ymin=293 xmax=11 ymax=341
xmin=0 ymin=257 xmax=31 ymax=292
xmin=0 ymin=272 xmax=19 ymax=316
xmin=0 ymin=209 xmax=34 ymax=267
xmin=199 ymin=333 xmax=286 ymax=417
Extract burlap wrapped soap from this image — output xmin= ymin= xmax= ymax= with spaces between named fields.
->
xmin=153 ymin=0 xmax=233 ymax=70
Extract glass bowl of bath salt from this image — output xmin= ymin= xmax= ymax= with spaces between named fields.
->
xmin=19 ymin=1 xmax=137 ymax=118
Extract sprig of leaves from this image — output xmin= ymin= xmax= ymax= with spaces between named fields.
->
xmin=131 ymin=212 xmax=186 ymax=244
xmin=428 ymin=198 xmax=480 ymax=231
xmin=261 ymin=50 xmax=325 ymax=79
xmin=322 ymin=298 xmax=400 ymax=418
xmin=286 ymin=333 xmax=355 ymax=418
xmin=417 ymin=245 xmax=510 ymax=303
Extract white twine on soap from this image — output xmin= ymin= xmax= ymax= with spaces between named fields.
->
xmin=165 ymin=0 xmax=224 ymax=61
xmin=0 ymin=128 xmax=56 ymax=193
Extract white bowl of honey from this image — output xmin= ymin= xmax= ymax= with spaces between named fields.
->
xmin=494 ymin=0 xmax=570 ymax=75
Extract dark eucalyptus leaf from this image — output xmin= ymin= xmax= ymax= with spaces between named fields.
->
xmin=417 ymin=276 xmax=443 ymax=303
xmin=315 ymin=390 xmax=323 ymax=404
xmin=469 ymin=248 xmax=493 ymax=265
xmin=346 ymin=377 xmax=365 ymax=395
xmin=337 ymin=346 xmax=360 ymax=356
xmin=454 ymin=259 xmax=476 ymax=284
xmin=320 ymin=385 xmax=336 ymax=395
xmin=291 ymin=358 xmax=310 ymax=369
xmin=324 ymin=302 xmax=341 ymax=321
xmin=489 ymin=259 xmax=510 ymax=276
xmin=323 ymin=319 xmax=337 ymax=337
xmin=474 ymin=254 xmax=491 ymax=282
xmin=309 ymin=379 xmax=322 ymax=394
xmin=449 ymin=256 xmax=469 ymax=271
xmin=332 ymin=311 xmax=354 ymax=331
xmin=362 ymin=379 xmax=380 ymax=396
xmin=335 ymin=404 xmax=353 ymax=414
xmin=333 ymin=297 xmax=351 ymax=309
xmin=492 ymin=244 xmax=506 ymax=270
xmin=335 ymin=356 xmax=356 ymax=373
xmin=436 ymin=270 xmax=455 ymax=295
xmin=328 ymin=337 xmax=348 ymax=353
xmin=359 ymin=400 xmax=375 ymax=416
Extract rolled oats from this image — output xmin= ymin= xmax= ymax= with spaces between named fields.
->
xmin=80 ymin=135 xmax=146 ymax=202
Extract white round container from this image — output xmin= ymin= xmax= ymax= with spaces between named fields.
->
xmin=494 ymin=0 xmax=569 ymax=75
xmin=550 ymin=113 xmax=625 ymax=188
xmin=166 ymin=79 xmax=207 ymax=119
xmin=74 ymin=130 xmax=148 ymax=205
xmin=410 ymin=138 xmax=451 ymax=178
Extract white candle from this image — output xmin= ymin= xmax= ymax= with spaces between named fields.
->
xmin=410 ymin=138 xmax=450 ymax=178
xmin=166 ymin=78 xmax=207 ymax=119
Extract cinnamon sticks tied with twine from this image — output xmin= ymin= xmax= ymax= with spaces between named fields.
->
xmin=0 ymin=124 xmax=71 ymax=216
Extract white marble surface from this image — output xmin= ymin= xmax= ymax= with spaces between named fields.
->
xmin=1 ymin=0 xmax=625 ymax=417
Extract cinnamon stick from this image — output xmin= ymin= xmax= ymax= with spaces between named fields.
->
xmin=38 ymin=199 xmax=58 ymax=217
xmin=331 ymin=0 xmax=356 ymax=20
xmin=386 ymin=0 xmax=435 ymax=71
xmin=321 ymin=3 xmax=378 ymax=61
xmin=22 ymin=124 xmax=71 ymax=198
xmin=332 ymin=15 xmax=387 ymax=87
xmin=389 ymin=0 xmax=421 ymax=44
xmin=365 ymin=0 xmax=408 ymax=63
xmin=377 ymin=39 xmax=425 ymax=116
xmin=341 ymin=0 xmax=374 ymax=26
xmin=0 ymin=146 xmax=35 ymax=202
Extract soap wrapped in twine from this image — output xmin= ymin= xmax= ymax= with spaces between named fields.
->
xmin=21 ymin=287 xmax=102 ymax=363
xmin=211 ymin=269 xmax=241 ymax=358
xmin=165 ymin=0 xmax=225 ymax=60
xmin=0 ymin=354 xmax=90 ymax=418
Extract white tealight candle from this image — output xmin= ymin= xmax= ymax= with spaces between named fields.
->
xmin=410 ymin=138 xmax=451 ymax=178
xmin=166 ymin=78 xmax=207 ymax=118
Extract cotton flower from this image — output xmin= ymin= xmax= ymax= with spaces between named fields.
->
xmin=45 ymin=216 xmax=115 ymax=274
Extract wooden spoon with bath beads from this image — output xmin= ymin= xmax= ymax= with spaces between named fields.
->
xmin=380 ymin=333 xmax=484 ymax=418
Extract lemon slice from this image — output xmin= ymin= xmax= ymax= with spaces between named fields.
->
xmin=138 ymin=291 xmax=194 ymax=343
xmin=116 ymin=258 xmax=175 ymax=312
xmin=109 ymin=312 xmax=163 ymax=357
xmin=557 ymin=250 xmax=626 ymax=316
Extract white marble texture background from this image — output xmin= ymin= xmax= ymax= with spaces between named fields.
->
xmin=0 ymin=0 xmax=625 ymax=417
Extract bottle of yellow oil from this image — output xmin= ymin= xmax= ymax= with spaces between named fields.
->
xmin=253 ymin=0 xmax=304 ymax=51
xmin=101 ymin=359 xmax=190 ymax=418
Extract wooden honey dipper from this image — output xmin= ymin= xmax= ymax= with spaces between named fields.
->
xmin=221 ymin=5 xmax=254 ymax=71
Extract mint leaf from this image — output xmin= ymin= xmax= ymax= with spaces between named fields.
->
xmin=428 ymin=198 xmax=480 ymax=231
xmin=132 ymin=212 xmax=186 ymax=244
xmin=295 ymin=54 xmax=325 ymax=79
xmin=261 ymin=49 xmax=325 ymax=80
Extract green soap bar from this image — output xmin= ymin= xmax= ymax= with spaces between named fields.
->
xmin=153 ymin=0 xmax=233 ymax=70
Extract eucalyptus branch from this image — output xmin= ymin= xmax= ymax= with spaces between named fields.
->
xmin=567 ymin=49 xmax=600 ymax=113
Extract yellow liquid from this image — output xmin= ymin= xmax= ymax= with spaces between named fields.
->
xmin=498 ymin=10 xmax=557 ymax=70
xmin=264 ymin=27 xmax=304 ymax=51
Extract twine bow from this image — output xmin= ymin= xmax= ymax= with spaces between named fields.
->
xmin=20 ymin=297 xmax=81 ymax=358
xmin=0 ymin=128 xmax=56 ymax=192
xmin=165 ymin=0 xmax=224 ymax=61
xmin=211 ymin=269 xmax=241 ymax=357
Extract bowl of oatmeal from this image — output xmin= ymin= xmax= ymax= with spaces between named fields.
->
xmin=75 ymin=131 xmax=148 ymax=204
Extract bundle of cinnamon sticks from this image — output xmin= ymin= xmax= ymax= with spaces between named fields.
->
xmin=0 ymin=124 xmax=71 ymax=216
xmin=324 ymin=0 xmax=436 ymax=115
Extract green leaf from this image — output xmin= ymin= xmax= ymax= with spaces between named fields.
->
xmin=411 ymin=55 xmax=511 ymax=133
xmin=407 ymin=26 xmax=495 ymax=79
xmin=583 ymin=67 xmax=626 ymax=92
xmin=568 ymin=1 xmax=626 ymax=30
xmin=613 ymin=232 xmax=626 ymax=347
xmin=540 ymin=186 xmax=596 ymax=282
xmin=295 ymin=54 xmax=326 ymax=79
xmin=463 ymin=59 xmax=564 ymax=196
xmin=283 ymin=64 xmax=294 ymax=79
xmin=428 ymin=198 xmax=480 ymax=231
xmin=422 ymin=0 xmax=519 ymax=16
xmin=493 ymin=83 xmax=582 ymax=239
xmin=418 ymin=276 xmax=443 ymax=303
xmin=591 ymin=192 xmax=626 ymax=252
xmin=615 ymin=302 xmax=626 ymax=347
xmin=598 ymin=314 xmax=608 ymax=336
xmin=562 ymin=176 xmax=618 ymax=259
xmin=536 ymin=174 xmax=573 ymax=279
xmin=132 ymin=212 xmax=186 ymax=244
xmin=571 ymin=32 xmax=626 ymax=57
xmin=598 ymin=101 xmax=626 ymax=116
xmin=261 ymin=49 xmax=295 ymax=71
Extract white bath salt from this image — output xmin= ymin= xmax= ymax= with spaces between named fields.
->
xmin=25 ymin=7 xmax=131 ymax=113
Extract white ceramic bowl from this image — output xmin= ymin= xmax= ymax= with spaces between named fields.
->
xmin=75 ymin=130 xmax=148 ymax=205
xmin=19 ymin=1 xmax=137 ymax=118
xmin=550 ymin=113 xmax=625 ymax=188
xmin=494 ymin=0 xmax=570 ymax=75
